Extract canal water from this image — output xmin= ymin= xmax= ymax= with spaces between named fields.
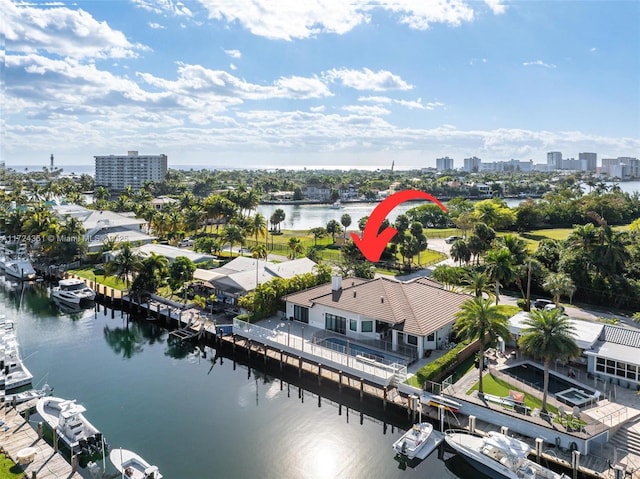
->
xmin=2 ymin=282 xmax=481 ymax=479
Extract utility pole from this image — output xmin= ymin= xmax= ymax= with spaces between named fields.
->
xmin=525 ymin=257 xmax=532 ymax=312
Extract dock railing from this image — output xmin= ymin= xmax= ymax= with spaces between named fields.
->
xmin=233 ymin=319 xmax=407 ymax=386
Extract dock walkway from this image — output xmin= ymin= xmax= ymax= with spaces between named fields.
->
xmin=0 ymin=404 xmax=83 ymax=479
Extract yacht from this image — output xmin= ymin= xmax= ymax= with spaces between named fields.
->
xmin=330 ymin=200 xmax=343 ymax=209
xmin=1 ymin=259 xmax=36 ymax=281
xmin=36 ymin=396 xmax=107 ymax=455
xmin=444 ymin=430 xmax=568 ymax=479
xmin=1 ymin=341 xmax=34 ymax=391
xmin=51 ymin=278 xmax=96 ymax=304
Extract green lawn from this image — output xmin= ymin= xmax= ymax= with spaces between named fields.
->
xmin=467 ymin=373 xmax=558 ymax=416
xmin=69 ymin=267 xmax=127 ymax=290
xmin=0 ymin=455 xmax=24 ymax=479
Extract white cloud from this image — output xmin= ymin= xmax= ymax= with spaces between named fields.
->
xmin=590 ymin=47 xmax=597 ymax=53
xmin=229 ymin=63 xmax=237 ymax=71
xmin=342 ymin=105 xmax=391 ymax=116
xmin=3 ymin=0 xmax=143 ymax=59
xmin=224 ymin=49 xmax=242 ymax=58
xmin=523 ymin=60 xmax=556 ymax=69
xmin=310 ymin=105 xmax=325 ymax=112
xmin=324 ymin=68 xmax=412 ymax=91
xmin=132 ymin=0 xmax=193 ymax=17
xmin=193 ymin=0 xmax=489 ymax=40
xmin=484 ymin=0 xmax=507 ymax=15
xmin=358 ymin=95 xmax=393 ymax=103
xmin=469 ymin=57 xmax=487 ymax=65
xmin=358 ymin=95 xmax=444 ymax=111
xmin=148 ymin=22 xmax=165 ymax=29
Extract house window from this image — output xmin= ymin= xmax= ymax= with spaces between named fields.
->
xmin=407 ymin=335 xmax=418 ymax=346
xmin=325 ymin=313 xmax=346 ymax=335
xmin=293 ymin=305 xmax=309 ymax=324
xmin=361 ymin=320 xmax=373 ymax=333
xmin=427 ymin=333 xmax=435 ymax=342
xmin=596 ymin=357 xmax=605 ymax=373
xmin=350 ymin=319 xmax=357 ymax=331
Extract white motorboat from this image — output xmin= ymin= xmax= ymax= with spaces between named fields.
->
xmin=444 ymin=430 xmax=568 ymax=479
xmin=36 ymin=397 xmax=106 ymax=455
xmin=393 ymin=422 xmax=434 ymax=459
xmin=51 ymin=278 xmax=96 ymax=304
xmin=330 ymin=200 xmax=343 ymax=209
xmin=4 ymin=383 xmax=54 ymax=405
xmin=110 ymin=448 xmax=163 ymax=479
xmin=1 ymin=342 xmax=34 ymax=391
xmin=2 ymin=259 xmax=36 ymax=281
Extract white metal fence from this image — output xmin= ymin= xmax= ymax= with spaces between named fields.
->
xmin=233 ymin=319 xmax=407 ymax=386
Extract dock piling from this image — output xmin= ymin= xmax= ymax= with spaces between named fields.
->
xmin=383 ymin=387 xmax=387 ymax=410
xmin=572 ymin=450 xmax=580 ymax=479
xmin=338 ymin=371 xmax=343 ymax=392
xmin=360 ymin=378 xmax=364 ymax=401
xmin=37 ymin=422 xmax=43 ymax=439
xmin=298 ymin=356 xmax=302 ymax=378
xmin=535 ymin=438 xmax=543 ymax=463
xmin=468 ymin=415 xmax=476 ymax=433
xmin=317 ymin=363 xmax=322 ymax=385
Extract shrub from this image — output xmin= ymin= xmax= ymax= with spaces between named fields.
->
xmin=413 ymin=341 xmax=470 ymax=387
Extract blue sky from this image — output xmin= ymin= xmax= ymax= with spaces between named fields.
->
xmin=3 ymin=0 xmax=639 ymax=171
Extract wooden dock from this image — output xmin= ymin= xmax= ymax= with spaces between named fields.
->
xmin=0 ymin=404 xmax=83 ymax=479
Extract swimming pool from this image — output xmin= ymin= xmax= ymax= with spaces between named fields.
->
xmin=502 ymin=362 xmax=600 ymax=407
xmin=320 ymin=337 xmax=408 ymax=366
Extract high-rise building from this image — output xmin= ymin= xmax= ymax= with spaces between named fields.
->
xmin=579 ymin=152 xmax=597 ymax=172
xmin=463 ymin=156 xmax=481 ymax=172
xmin=547 ymin=151 xmax=562 ymax=170
xmin=94 ymin=151 xmax=167 ymax=191
xmin=436 ymin=156 xmax=454 ymax=171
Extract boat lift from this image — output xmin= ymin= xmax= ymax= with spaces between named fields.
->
xmin=169 ymin=312 xmax=208 ymax=341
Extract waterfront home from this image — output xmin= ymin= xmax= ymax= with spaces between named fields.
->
xmin=508 ymin=312 xmax=640 ymax=389
xmin=284 ymin=276 xmax=470 ymax=358
xmin=52 ymin=204 xmax=154 ymax=252
xmin=194 ymin=257 xmax=318 ymax=305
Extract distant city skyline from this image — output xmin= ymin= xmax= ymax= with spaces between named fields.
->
xmin=3 ymin=0 xmax=639 ymax=170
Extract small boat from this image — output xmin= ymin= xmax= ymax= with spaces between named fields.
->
xmin=36 ymin=397 xmax=107 ymax=455
xmin=393 ymin=422 xmax=434 ymax=459
xmin=51 ymin=278 xmax=96 ymax=304
xmin=4 ymin=383 xmax=54 ymax=405
xmin=444 ymin=429 xmax=568 ymax=479
xmin=110 ymin=448 xmax=163 ymax=479
xmin=421 ymin=392 xmax=461 ymax=413
xmin=330 ymin=200 xmax=343 ymax=209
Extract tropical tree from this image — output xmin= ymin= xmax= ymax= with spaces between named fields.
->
xmin=450 ymin=239 xmax=471 ymax=266
xmin=340 ymin=213 xmax=352 ymax=241
xmin=462 ymin=271 xmax=493 ymax=299
xmin=542 ymin=272 xmax=576 ymax=306
xmin=454 ymin=297 xmax=510 ymax=396
xmin=251 ymin=243 xmax=268 ymax=260
xmin=270 ymin=208 xmax=286 ymax=232
xmin=106 ymin=242 xmax=141 ymax=289
xmin=326 ymin=219 xmax=342 ymax=243
xmin=223 ymin=224 xmax=245 ymax=257
xmin=287 ymin=237 xmax=304 ymax=259
xmin=518 ymin=308 xmax=580 ymax=413
xmin=484 ymin=247 xmax=516 ymax=304
xmin=309 ymin=227 xmax=327 ymax=246
xmin=250 ymin=213 xmax=268 ymax=246
xmin=131 ymin=253 xmax=170 ymax=296
xmin=168 ymin=256 xmax=197 ymax=296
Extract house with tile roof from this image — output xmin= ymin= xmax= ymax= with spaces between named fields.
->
xmin=284 ymin=275 xmax=471 ymax=358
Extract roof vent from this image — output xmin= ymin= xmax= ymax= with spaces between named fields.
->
xmin=353 ymin=291 xmax=357 ymax=298
xmin=331 ymin=275 xmax=342 ymax=291
xmin=381 ymin=296 xmax=384 ymax=303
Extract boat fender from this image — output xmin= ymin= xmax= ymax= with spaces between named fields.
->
xmin=555 ymin=436 xmax=561 ymax=447
xmin=569 ymin=441 xmax=578 ymax=451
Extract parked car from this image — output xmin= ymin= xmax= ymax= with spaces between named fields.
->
xmin=178 ymin=238 xmax=194 ymax=247
xmin=533 ymin=298 xmax=554 ymax=309
xmin=445 ymin=236 xmax=461 ymax=244
xmin=544 ymin=303 xmax=565 ymax=313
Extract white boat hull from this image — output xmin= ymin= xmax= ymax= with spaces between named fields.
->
xmin=393 ymin=422 xmax=434 ymax=459
xmin=36 ymin=397 xmax=105 ymax=453
xmin=110 ymin=448 xmax=163 ymax=479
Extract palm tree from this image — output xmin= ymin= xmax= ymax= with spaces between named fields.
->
xmin=270 ymin=208 xmax=286 ymax=232
xmin=223 ymin=224 xmax=245 ymax=257
xmin=326 ymin=219 xmax=341 ymax=243
xmin=250 ymin=213 xmax=268 ymax=246
xmin=450 ymin=239 xmax=471 ymax=265
xmin=454 ymin=297 xmax=510 ymax=396
xmin=106 ymin=242 xmax=141 ymax=289
xmin=518 ymin=308 xmax=580 ymax=413
xmin=462 ymin=271 xmax=493 ymax=299
xmin=542 ymin=272 xmax=576 ymax=306
xmin=484 ymin=247 xmax=515 ymax=304
xmin=287 ymin=237 xmax=303 ymax=259
xmin=251 ymin=243 xmax=268 ymax=260
xmin=340 ymin=213 xmax=352 ymax=242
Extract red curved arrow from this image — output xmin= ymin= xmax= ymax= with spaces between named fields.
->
xmin=350 ymin=190 xmax=448 ymax=262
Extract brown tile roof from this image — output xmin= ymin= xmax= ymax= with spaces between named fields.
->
xmin=285 ymin=276 xmax=471 ymax=337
